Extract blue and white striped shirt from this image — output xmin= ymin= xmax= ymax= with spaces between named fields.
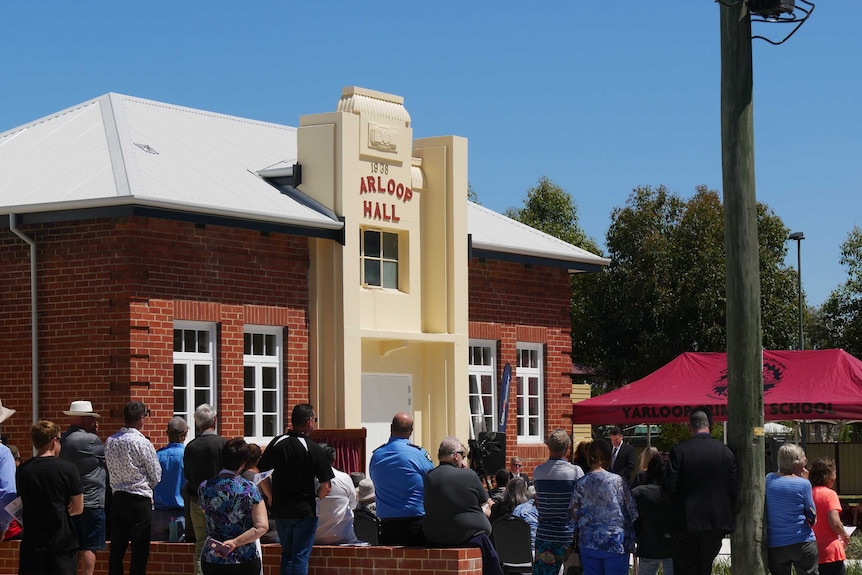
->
xmin=533 ymin=458 xmax=583 ymax=543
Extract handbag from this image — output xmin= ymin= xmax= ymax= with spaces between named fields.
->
xmin=562 ymin=531 xmax=582 ymax=575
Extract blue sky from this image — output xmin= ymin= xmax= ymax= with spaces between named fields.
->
xmin=2 ymin=1 xmax=858 ymax=307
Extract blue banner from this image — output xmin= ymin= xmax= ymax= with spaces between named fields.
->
xmin=498 ymin=362 xmax=512 ymax=434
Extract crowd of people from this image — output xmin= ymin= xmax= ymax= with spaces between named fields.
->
xmin=0 ymin=397 xmax=853 ymax=575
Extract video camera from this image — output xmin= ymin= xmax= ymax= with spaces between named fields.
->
xmin=467 ymin=431 xmax=502 ymax=479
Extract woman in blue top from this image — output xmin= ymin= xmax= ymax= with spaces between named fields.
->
xmin=765 ymin=443 xmax=818 ymax=575
xmin=569 ymin=440 xmax=638 ymax=575
xmin=199 ymin=438 xmax=268 ymax=575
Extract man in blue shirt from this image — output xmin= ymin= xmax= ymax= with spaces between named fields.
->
xmin=369 ymin=412 xmax=434 ymax=545
xmin=152 ymin=416 xmax=188 ymax=542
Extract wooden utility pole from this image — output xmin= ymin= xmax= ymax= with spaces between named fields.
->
xmin=720 ymin=2 xmax=766 ymax=574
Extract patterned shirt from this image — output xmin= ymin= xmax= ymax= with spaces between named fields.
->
xmin=570 ymin=469 xmax=638 ymax=555
xmin=105 ymin=427 xmax=161 ymax=499
xmin=199 ymin=473 xmax=262 ymax=565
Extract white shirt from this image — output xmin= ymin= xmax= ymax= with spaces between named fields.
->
xmin=105 ymin=427 xmax=161 ymax=499
xmin=314 ymin=468 xmax=358 ymax=544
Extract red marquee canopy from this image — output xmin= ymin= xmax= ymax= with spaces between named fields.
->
xmin=571 ymin=349 xmax=862 ymax=424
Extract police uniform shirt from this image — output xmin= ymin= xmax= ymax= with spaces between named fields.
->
xmin=369 ymin=437 xmax=434 ymax=519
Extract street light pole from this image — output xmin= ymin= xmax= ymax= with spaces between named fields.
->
xmin=790 ymin=231 xmax=805 ymax=350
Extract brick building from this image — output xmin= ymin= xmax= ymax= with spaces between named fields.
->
xmin=0 ymin=87 xmax=607 ymax=473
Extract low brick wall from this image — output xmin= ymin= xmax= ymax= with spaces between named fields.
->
xmin=0 ymin=541 xmax=483 ymax=575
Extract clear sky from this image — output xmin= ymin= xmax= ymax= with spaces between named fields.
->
xmin=2 ymin=1 xmax=858 ymax=307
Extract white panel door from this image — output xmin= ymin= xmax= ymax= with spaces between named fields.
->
xmin=361 ymin=373 xmax=412 ymax=471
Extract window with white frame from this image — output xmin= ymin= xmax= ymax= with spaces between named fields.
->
xmin=360 ymin=228 xmax=399 ymax=289
xmin=468 ymin=340 xmax=496 ymax=437
xmin=243 ymin=327 xmax=283 ymax=441
xmin=516 ymin=343 xmax=543 ymax=442
xmin=173 ymin=322 xmax=217 ymax=435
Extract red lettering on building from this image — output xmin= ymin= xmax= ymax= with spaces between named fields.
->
xmin=360 ymin=178 xmax=368 ymax=194
xmin=367 ymin=176 xmax=377 ymax=192
xmin=363 ymin=201 xmax=373 ymax=218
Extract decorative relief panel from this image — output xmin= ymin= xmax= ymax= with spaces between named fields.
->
xmin=368 ymin=122 xmax=398 ymax=153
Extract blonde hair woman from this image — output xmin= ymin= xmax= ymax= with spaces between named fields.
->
xmin=632 ymin=446 xmax=659 ymax=488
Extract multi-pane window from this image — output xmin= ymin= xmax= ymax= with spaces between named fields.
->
xmin=468 ymin=341 xmax=496 ymax=437
xmin=173 ymin=322 xmax=216 ymax=436
xmin=243 ymin=327 xmax=283 ymax=441
xmin=516 ymin=343 xmax=543 ymax=442
xmin=361 ymin=229 xmax=399 ymax=289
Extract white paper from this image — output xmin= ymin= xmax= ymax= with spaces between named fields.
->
xmin=4 ymin=497 xmax=23 ymax=525
xmin=844 ymin=525 xmax=856 ymax=537
xmin=253 ymin=469 xmax=274 ymax=485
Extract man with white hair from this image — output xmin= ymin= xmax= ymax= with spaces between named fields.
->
xmin=183 ymin=404 xmax=225 ymax=575
xmin=422 ymin=437 xmax=503 ymax=575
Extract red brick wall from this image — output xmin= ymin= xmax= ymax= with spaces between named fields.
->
xmin=0 ymin=541 xmax=483 ymax=575
xmin=0 ymin=218 xmax=309 ymax=448
xmin=468 ymin=258 xmax=573 ymax=476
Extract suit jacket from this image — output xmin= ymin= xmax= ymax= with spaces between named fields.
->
xmin=610 ymin=442 xmax=636 ymax=485
xmin=665 ymin=432 xmax=737 ymax=533
xmin=507 ymin=471 xmax=530 ymax=484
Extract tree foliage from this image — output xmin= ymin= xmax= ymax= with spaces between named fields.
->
xmin=468 ymin=182 xmax=480 ymax=205
xmin=505 ymin=176 xmax=600 ymax=254
xmin=571 ymin=185 xmax=799 ymax=389
xmin=816 ymin=226 xmax=862 ymax=356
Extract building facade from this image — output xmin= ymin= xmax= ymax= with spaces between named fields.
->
xmin=0 ymin=87 xmax=607 ymax=472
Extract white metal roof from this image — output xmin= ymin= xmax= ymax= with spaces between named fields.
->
xmin=0 ymin=93 xmax=341 ymax=230
xmin=468 ymin=202 xmax=609 ymax=271
xmin=0 ymin=93 xmax=608 ymax=269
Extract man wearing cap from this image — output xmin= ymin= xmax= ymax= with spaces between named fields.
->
xmin=0 ymin=400 xmax=18 ymax=539
xmin=60 ymin=401 xmax=106 ymax=575
xmin=355 ymin=478 xmax=376 ymax=515
xmin=369 ymin=412 xmax=434 ymax=545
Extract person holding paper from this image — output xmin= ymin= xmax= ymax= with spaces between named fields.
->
xmin=0 ymin=399 xmax=18 ymax=538
xmin=199 ymin=438 xmax=268 ymax=575
xmin=241 ymin=443 xmax=279 ymax=544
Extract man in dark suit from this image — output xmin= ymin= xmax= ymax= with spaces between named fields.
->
xmin=506 ymin=456 xmax=530 ymax=484
xmin=609 ymin=426 xmax=635 ymax=485
xmin=665 ymin=409 xmax=737 ymax=575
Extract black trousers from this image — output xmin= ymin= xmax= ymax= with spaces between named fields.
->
xmin=379 ymin=516 xmax=425 ymax=546
xmin=671 ymin=529 xmax=726 ymax=575
xmin=202 ymin=558 xmax=262 ymax=575
xmin=109 ymin=491 xmax=152 ymax=575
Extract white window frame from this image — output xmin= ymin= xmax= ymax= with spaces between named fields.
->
xmin=243 ymin=326 xmax=284 ymax=445
xmin=468 ymin=339 xmax=497 ymax=438
xmin=516 ymin=343 xmax=544 ymax=443
xmin=173 ymin=321 xmax=217 ymax=443
xmin=360 ymin=228 xmax=400 ymax=289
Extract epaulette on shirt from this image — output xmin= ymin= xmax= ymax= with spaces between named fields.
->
xmin=410 ymin=443 xmax=433 ymax=462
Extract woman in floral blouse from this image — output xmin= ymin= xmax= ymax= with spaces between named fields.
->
xmin=569 ymin=440 xmax=638 ymax=575
xmin=199 ymin=438 xmax=268 ymax=575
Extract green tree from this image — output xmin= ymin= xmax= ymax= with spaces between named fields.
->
xmin=468 ymin=182 xmax=480 ymax=204
xmin=818 ymin=226 xmax=862 ymax=356
xmin=504 ymin=176 xmax=600 ymax=254
xmin=572 ymin=185 xmax=799 ymax=389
